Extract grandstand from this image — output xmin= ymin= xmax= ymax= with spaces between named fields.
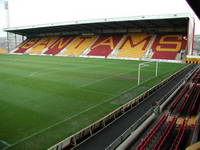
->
xmin=87 ymin=35 xmax=122 ymax=57
xmin=10 ymin=33 xmax=188 ymax=61
xmin=27 ymin=37 xmax=59 ymax=55
xmin=115 ymin=33 xmax=153 ymax=58
xmin=44 ymin=37 xmax=74 ymax=55
xmin=5 ymin=13 xmax=195 ymax=62
xmin=1 ymin=13 xmax=200 ymax=150
xmin=64 ymin=36 xmax=97 ymax=56
xmin=13 ymin=38 xmax=39 ymax=53
xmin=151 ymin=34 xmax=187 ymax=60
xmin=0 ymin=48 xmax=8 ymax=54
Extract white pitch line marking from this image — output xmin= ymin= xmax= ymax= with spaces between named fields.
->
xmin=5 ymin=74 xmax=158 ymax=149
xmin=80 ymin=69 xmax=138 ymax=88
xmin=28 ymin=72 xmax=39 ymax=77
xmin=5 ymin=99 xmax=116 ymax=148
xmin=0 ymin=140 xmax=11 ymax=146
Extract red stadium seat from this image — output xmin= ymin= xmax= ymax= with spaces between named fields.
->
xmin=14 ymin=38 xmax=40 ymax=53
xmin=44 ymin=37 xmax=74 ymax=55
xmin=87 ymin=35 xmax=123 ymax=57
xmin=151 ymin=35 xmax=187 ymax=60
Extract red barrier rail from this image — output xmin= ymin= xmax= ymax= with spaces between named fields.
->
xmin=174 ymin=120 xmax=186 ymax=150
xmin=178 ymin=84 xmax=195 ymax=113
xmin=136 ymin=115 xmax=168 ymax=150
xmin=188 ymin=86 xmax=200 ymax=115
xmin=192 ymin=69 xmax=200 ymax=83
xmin=170 ymin=120 xmax=186 ymax=150
xmin=170 ymin=84 xmax=189 ymax=110
xmin=152 ymin=117 xmax=177 ymax=150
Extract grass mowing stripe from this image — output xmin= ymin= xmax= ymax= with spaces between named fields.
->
xmin=6 ymin=100 xmax=112 ymax=148
xmin=0 ymin=54 xmax=186 ymax=150
xmin=80 ymin=69 xmax=138 ymax=88
xmin=4 ymin=72 xmax=158 ymax=149
xmin=0 ymin=55 xmax=137 ymax=69
xmin=5 ymin=66 xmax=170 ymax=148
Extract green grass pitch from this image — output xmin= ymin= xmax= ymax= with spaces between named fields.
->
xmin=0 ymin=54 xmax=186 ymax=150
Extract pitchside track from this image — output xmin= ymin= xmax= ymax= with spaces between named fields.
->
xmin=0 ymin=54 xmax=186 ymax=150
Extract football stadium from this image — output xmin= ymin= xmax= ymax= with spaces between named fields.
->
xmin=1 ymin=1 xmax=200 ymax=150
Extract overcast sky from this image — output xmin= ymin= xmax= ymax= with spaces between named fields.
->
xmin=0 ymin=0 xmax=200 ymax=37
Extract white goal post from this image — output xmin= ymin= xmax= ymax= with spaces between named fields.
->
xmin=138 ymin=61 xmax=158 ymax=85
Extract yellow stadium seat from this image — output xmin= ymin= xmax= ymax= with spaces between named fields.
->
xmin=116 ymin=34 xmax=152 ymax=58
xmin=186 ymin=142 xmax=200 ymax=150
xmin=28 ymin=37 xmax=58 ymax=54
xmin=0 ymin=48 xmax=8 ymax=54
xmin=64 ymin=36 xmax=97 ymax=56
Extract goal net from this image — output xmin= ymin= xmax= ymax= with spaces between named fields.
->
xmin=138 ymin=61 xmax=158 ymax=85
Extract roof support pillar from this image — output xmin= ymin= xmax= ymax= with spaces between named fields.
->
xmin=7 ymin=32 xmax=9 ymax=51
xmin=187 ymin=17 xmax=195 ymax=56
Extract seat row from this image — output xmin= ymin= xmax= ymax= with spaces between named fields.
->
xmin=0 ymin=48 xmax=8 ymax=54
xmin=170 ymin=69 xmax=200 ymax=115
xmin=13 ymin=33 xmax=187 ymax=60
xmin=136 ymin=115 xmax=188 ymax=150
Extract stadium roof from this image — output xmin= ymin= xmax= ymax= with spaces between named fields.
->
xmin=186 ymin=0 xmax=200 ymax=19
xmin=4 ymin=13 xmax=191 ymax=36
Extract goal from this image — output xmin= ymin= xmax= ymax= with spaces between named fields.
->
xmin=138 ymin=61 xmax=158 ymax=85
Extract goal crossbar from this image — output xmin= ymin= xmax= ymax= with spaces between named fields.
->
xmin=138 ymin=61 xmax=158 ymax=85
